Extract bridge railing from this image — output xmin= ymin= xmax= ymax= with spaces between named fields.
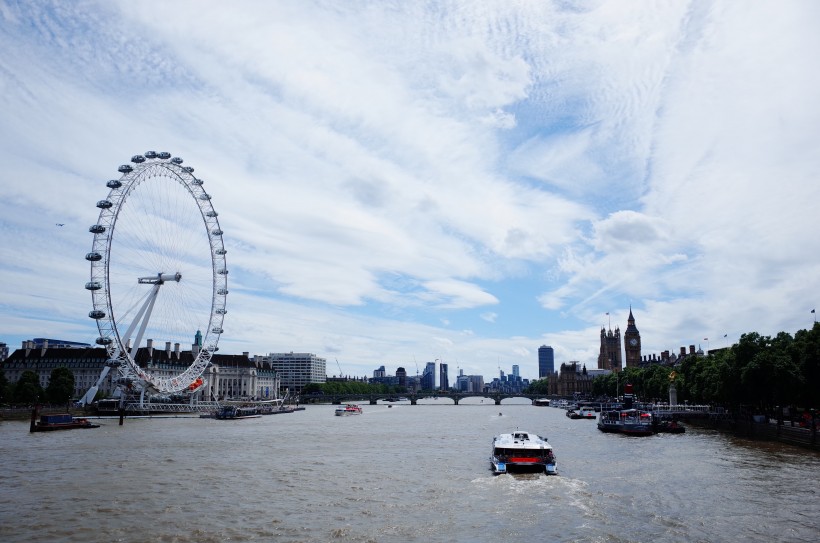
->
xmin=124 ymin=401 xmax=222 ymax=413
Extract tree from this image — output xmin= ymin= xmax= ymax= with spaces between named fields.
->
xmin=13 ymin=371 xmax=44 ymax=404
xmin=46 ymin=367 xmax=75 ymax=405
xmin=524 ymin=378 xmax=549 ymax=395
xmin=793 ymin=323 xmax=820 ymax=407
xmin=0 ymin=368 xmax=9 ymax=404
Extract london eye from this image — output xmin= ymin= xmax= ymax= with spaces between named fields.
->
xmin=80 ymin=151 xmax=227 ymax=403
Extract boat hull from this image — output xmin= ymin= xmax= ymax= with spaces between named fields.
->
xmin=31 ymin=413 xmax=99 ymax=432
xmin=32 ymin=421 xmax=100 ymax=431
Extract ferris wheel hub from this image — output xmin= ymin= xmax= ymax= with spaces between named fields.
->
xmin=137 ymin=272 xmax=183 ymax=284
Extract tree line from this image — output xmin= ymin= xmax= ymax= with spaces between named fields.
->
xmin=526 ymin=323 xmax=820 ymax=410
xmin=303 ymin=381 xmax=410 ymax=395
xmin=0 ymin=367 xmax=76 ymax=406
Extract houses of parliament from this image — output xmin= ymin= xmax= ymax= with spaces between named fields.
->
xmin=597 ymin=307 xmax=642 ymax=372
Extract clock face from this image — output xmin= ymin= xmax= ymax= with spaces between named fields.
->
xmin=629 ymin=338 xmax=638 ymax=346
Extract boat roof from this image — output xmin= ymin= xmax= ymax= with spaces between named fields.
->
xmin=493 ymin=431 xmax=552 ymax=449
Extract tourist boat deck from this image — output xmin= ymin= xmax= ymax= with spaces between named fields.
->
xmin=490 ymin=431 xmax=557 ymax=475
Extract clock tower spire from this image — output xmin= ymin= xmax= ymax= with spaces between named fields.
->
xmin=624 ymin=306 xmax=641 ymax=368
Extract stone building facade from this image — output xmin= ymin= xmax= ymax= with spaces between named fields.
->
xmin=2 ymin=339 xmax=280 ymax=401
xmin=548 ymin=362 xmax=594 ymax=397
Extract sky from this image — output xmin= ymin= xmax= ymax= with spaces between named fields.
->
xmin=1 ymin=0 xmax=819 ymax=383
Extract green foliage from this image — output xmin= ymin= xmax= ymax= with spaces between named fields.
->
xmin=524 ymin=378 xmax=549 ymax=394
xmin=14 ymin=370 xmax=44 ymax=404
xmin=46 ymin=367 xmax=75 ymax=405
xmin=305 ymin=381 xmax=405 ymax=395
xmin=0 ymin=368 xmax=9 ymax=403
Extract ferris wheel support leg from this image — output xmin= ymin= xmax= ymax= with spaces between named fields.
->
xmin=127 ymin=283 xmax=162 ymax=362
xmin=79 ymin=365 xmax=112 ymax=406
xmin=116 ymin=287 xmax=154 ymax=351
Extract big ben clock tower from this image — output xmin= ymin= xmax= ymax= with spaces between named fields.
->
xmin=624 ymin=307 xmax=641 ymax=368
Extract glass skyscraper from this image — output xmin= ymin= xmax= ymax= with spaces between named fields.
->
xmin=538 ymin=345 xmax=554 ymax=378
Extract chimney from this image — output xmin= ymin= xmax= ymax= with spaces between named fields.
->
xmin=680 ymin=347 xmax=686 ymax=356
xmin=165 ymin=341 xmax=171 ymax=358
xmin=41 ymin=339 xmax=49 ymax=357
xmin=147 ymin=339 xmax=154 ymax=357
xmin=689 ymin=345 xmax=696 ymax=354
xmin=24 ymin=340 xmax=31 ymax=357
xmin=174 ymin=342 xmax=180 ymax=359
xmin=243 ymin=351 xmax=249 ymax=358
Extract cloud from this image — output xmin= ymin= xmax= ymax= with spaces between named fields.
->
xmin=0 ymin=0 xmax=817 ymax=382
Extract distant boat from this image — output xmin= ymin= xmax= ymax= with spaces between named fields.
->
xmin=655 ymin=420 xmax=686 ymax=434
xmin=598 ymin=409 xmax=653 ymax=436
xmin=533 ymin=399 xmax=550 ymax=406
xmin=31 ymin=413 xmax=99 ymax=432
xmin=214 ymin=405 xmax=261 ymax=420
xmin=335 ymin=404 xmax=363 ymax=416
xmin=578 ymin=407 xmax=597 ymax=419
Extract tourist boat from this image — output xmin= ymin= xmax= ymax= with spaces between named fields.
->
xmin=597 ymin=409 xmax=653 ymax=436
xmin=490 ymin=431 xmax=557 ymax=475
xmin=335 ymin=404 xmax=363 ymax=416
xmin=566 ymin=409 xmax=582 ymax=419
xmin=214 ymin=405 xmax=261 ymax=420
xmin=533 ymin=398 xmax=550 ymax=406
xmin=578 ymin=407 xmax=597 ymax=419
xmin=31 ymin=413 xmax=100 ymax=432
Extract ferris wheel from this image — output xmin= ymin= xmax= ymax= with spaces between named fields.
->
xmin=80 ymin=151 xmax=227 ymax=404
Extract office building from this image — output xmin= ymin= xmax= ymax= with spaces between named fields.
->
xmin=538 ymin=345 xmax=554 ymax=378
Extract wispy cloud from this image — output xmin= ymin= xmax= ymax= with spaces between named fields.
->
xmin=0 ymin=1 xmax=817 ymax=380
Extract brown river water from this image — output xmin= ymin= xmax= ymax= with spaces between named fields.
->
xmin=2 ymin=400 xmax=819 ymax=542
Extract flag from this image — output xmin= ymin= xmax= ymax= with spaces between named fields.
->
xmin=605 ymin=312 xmax=609 ymax=315
xmin=724 ymin=334 xmax=727 ymax=338
xmin=812 ymin=309 xmax=816 ymax=314
xmin=704 ymin=338 xmax=708 ymax=341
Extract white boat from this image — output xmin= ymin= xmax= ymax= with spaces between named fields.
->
xmin=335 ymin=404 xmax=363 ymax=416
xmin=490 ymin=431 xmax=557 ymax=475
xmin=214 ymin=405 xmax=261 ymax=420
xmin=578 ymin=407 xmax=597 ymax=419
xmin=597 ymin=409 xmax=653 ymax=436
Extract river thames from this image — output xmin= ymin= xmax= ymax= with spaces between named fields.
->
xmin=2 ymin=400 xmax=818 ymax=542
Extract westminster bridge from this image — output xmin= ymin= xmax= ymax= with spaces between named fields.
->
xmin=305 ymin=392 xmax=551 ymax=406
